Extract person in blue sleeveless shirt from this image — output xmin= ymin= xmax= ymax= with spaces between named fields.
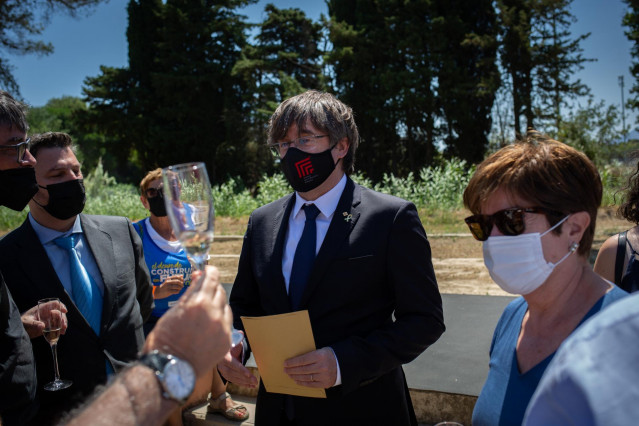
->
xmin=137 ymin=169 xmax=248 ymax=423
xmin=463 ymin=131 xmax=628 ymax=425
xmin=594 ymin=156 xmax=639 ymax=292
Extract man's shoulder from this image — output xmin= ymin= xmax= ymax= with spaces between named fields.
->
xmin=357 ymin=184 xmax=412 ymax=208
xmin=80 ymin=214 xmax=130 ymax=229
xmin=0 ymin=218 xmax=30 ymax=248
xmin=252 ymin=193 xmax=294 ymax=217
xmin=570 ymin=291 xmax=639 ymax=345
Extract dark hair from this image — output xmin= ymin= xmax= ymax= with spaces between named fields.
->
xmin=0 ymin=90 xmax=29 ymax=133
xmin=618 ymin=155 xmax=639 ymax=224
xmin=268 ymin=90 xmax=359 ymax=175
xmin=463 ymin=129 xmax=602 ymax=256
xmin=29 ymin=132 xmax=75 ymax=158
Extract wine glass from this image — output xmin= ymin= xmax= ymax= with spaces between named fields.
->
xmin=38 ymin=298 xmax=72 ymax=391
xmin=162 ymin=162 xmax=243 ymax=347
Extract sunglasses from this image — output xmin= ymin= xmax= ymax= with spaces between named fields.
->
xmin=464 ymin=207 xmax=560 ymax=241
xmin=145 ymin=186 xmax=164 ymax=198
xmin=0 ymin=138 xmax=31 ymax=163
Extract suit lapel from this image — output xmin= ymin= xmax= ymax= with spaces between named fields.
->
xmin=298 ymin=179 xmax=361 ymax=308
xmin=269 ymin=194 xmax=296 ymax=313
xmin=80 ymin=214 xmax=117 ymax=333
xmin=16 ymin=219 xmax=95 ymax=335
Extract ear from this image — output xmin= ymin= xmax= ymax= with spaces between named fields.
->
xmin=333 ymin=137 xmax=350 ymax=160
xmin=564 ymin=211 xmax=590 ymax=243
xmin=140 ymin=195 xmax=150 ymax=211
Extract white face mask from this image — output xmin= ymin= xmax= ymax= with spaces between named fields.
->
xmin=482 ymin=215 xmax=577 ymax=295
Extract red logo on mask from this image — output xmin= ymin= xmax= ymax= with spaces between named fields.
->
xmin=295 ymin=157 xmax=314 ymax=178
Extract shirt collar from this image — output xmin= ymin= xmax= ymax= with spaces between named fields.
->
xmin=28 ymin=213 xmax=83 ymax=245
xmin=292 ymin=174 xmax=347 ymax=220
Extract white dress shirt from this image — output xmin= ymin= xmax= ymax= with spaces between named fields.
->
xmin=282 ymin=173 xmax=347 ymax=386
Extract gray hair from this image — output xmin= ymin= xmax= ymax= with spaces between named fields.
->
xmin=268 ymin=90 xmax=359 ymax=175
xmin=0 ymin=90 xmax=29 ymax=133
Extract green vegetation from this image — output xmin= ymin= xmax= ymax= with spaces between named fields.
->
xmin=1 ymin=157 xmax=631 ymax=234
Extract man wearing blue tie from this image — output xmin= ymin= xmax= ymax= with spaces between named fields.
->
xmin=0 ymin=132 xmax=153 ymax=425
xmin=219 ymin=90 xmax=445 ymax=425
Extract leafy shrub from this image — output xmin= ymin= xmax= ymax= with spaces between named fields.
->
xmin=0 ymin=156 xmax=626 ymax=234
xmin=255 ymin=174 xmax=291 ymax=206
xmin=83 ymin=160 xmax=147 ymax=219
xmin=212 ymin=178 xmax=258 ymax=217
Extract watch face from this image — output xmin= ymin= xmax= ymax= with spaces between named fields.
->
xmin=164 ymin=359 xmax=196 ymax=401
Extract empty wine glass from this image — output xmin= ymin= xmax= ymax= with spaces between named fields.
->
xmin=38 ymin=298 xmax=72 ymax=391
xmin=162 ymin=162 xmax=243 ymax=347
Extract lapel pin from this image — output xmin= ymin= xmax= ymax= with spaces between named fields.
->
xmin=342 ymin=212 xmax=353 ymax=222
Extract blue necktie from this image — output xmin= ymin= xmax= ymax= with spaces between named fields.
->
xmin=289 ymin=204 xmax=321 ymax=310
xmin=54 ymin=234 xmax=102 ymax=335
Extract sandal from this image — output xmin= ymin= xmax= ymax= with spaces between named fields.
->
xmin=206 ymin=391 xmax=249 ymax=422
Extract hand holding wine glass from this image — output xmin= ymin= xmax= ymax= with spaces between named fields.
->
xmin=38 ymin=298 xmax=72 ymax=391
xmin=162 ymin=162 xmax=244 ymax=347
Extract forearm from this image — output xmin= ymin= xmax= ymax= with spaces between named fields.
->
xmin=62 ymin=365 xmax=176 ymax=426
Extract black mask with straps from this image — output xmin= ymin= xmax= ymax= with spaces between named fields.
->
xmin=0 ymin=167 xmax=39 ymax=211
xmin=33 ymin=179 xmax=86 ymax=220
xmin=147 ymin=190 xmax=167 ymax=217
xmin=280 ymin=146 xmax=339 ymax=193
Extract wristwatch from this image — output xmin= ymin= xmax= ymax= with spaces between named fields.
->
xmin=138 ymin=350 xmax=196 ymax=404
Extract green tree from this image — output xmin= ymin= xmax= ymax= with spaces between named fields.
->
xmin=79 ymin=65 xmax=141 ymax=181
xmin=432 ymin=0 xmax=500 ymax=164
xmin=81 ymin=0 xmax=256 ymax=185
xmin=532 ymin=0 xmax=591 ymax=132
xmin=233 ymin=4 xmax=326 ymax=182
xmin=624 ymin=0 xmax=639 ymax=120
xmin=328 ymin=0 xmax=498 ymax=175
xmin=555 ymin=97 xmax=621 ymax=166
xmin=0 ymin=0 xmax=105 ymax=95
xmin=497 ymin=0 xmax=535 ymax=136
xmin=327 ymin=0 xmax=439 ymax=180
xmin=28 ymin=95 xmax=120 ymax=177
xmin=497 ymin=0 xmax=592 ymax=136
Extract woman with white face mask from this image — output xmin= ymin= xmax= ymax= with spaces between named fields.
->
xmin=465 ymin=130 xmax=628 ymax=426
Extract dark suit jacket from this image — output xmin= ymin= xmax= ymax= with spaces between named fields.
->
xmin=0 ymin=214 xmax=153 ymax=424
xmin=230 ymin=178 xmax=445 ymax=425
xmin=0 ymin=278 xmax=37 ymax=426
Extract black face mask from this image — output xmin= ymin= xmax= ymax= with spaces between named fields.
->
xmin=0 ymin=167 xmax=39 ymax=211
xmin=281 ymin=146 xmax=338 ymax=193
xmin=37 ymin=179 xmax=86 ymax=220
xmin=147 ymin=190 xmax=167 ymax=217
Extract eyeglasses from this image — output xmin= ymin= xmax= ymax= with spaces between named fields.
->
xmin=269 ymin=134 xmax=328 ymax=157
xmin=0 ymin=138 xmax=31 ymax=163
xmin=464 ymin=207 xmax=561 ymax=241
xmin=145 ymin=186 xmax=163 ymax=198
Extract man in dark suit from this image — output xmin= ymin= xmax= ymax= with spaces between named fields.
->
xmin=0 ymin=90 xmax=40 ymax=426
xmin=0 ymin=132 xmax=153 ymax=424
xmin=219 ymin=90 xmax=445 ymax=425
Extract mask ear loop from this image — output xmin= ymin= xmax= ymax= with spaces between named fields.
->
xmin=550 ymin=241 xmax=579 ymax=267
xmin=541 ymin=214 xmax=571 ymax=237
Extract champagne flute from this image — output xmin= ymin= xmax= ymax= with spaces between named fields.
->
xmin=38 ymin=298 xmax=72 ymax=391
xmin=162 ymin=162 xmax=243 ymax=347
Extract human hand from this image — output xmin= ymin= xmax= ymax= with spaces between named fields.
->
xmin=283 ymin=347 xmax=337 ymax=389
xmin=22 ymin=302 xmax=68 ymax=339
xmin=217 ymin=341 xmax=259 ymax=388
xmin=143 ymin=266 xmax=232 ymax=377
xmin=154 ymin=275 xmax=184 ymax=299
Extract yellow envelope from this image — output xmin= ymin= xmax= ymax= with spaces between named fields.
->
xmin=241 ymin=311 xmax=326 ymax=398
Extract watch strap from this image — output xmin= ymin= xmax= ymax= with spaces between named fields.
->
xmin=139 ymin=350 xmax=171 ymax=373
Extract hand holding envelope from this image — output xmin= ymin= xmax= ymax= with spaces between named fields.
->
xmin=283 ymin=347 xmax=337 ymax=389
xmin=241 ymin=310 xmax=327 ymax=398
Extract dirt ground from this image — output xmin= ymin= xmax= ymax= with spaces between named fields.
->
xmin=211 ymin=208 xmax=633 ymax=295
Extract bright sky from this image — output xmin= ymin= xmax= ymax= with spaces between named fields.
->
xmin=6 ymin=0 xmax=637 ymax=128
